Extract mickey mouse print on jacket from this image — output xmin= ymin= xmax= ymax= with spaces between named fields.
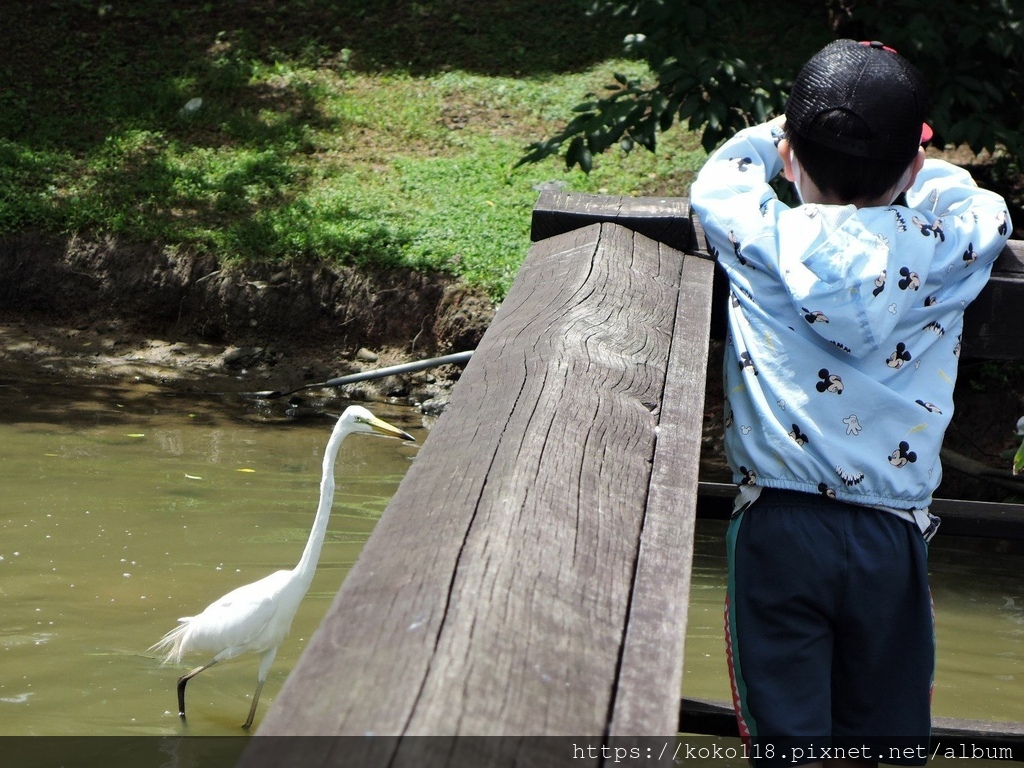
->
xmin=691 ymin=122 xmax=1012 ymax=512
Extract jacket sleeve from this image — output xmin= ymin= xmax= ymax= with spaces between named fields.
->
xmin=903 ymin=158 xmax=1012 ymax=305
xmin=690 ymin=122 xmax=787 ymax=274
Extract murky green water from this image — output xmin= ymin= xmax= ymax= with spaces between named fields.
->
xmin=0 ymin=369 xmax=1020 ymax=737
xmin=682 ymin=521 xmax=1024 ymax=725
xmin=0 ymin=371 xmax=422 ymax=736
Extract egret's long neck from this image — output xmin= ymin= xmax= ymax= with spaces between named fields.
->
xmin=293 ymin=420 xmax=349 ymax=587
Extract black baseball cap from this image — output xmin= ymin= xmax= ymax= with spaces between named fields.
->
xmin=785 ymin=40 xmax=931 ymax=163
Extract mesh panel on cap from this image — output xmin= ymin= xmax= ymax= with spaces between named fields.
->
xmin=785 ymin=40 xmax=928 ymax=163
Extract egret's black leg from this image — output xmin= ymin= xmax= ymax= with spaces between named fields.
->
xmin=242 ymin=679 xmax=266 ymax=730
xmin=176 ymin=660 xmax=219 ymax=720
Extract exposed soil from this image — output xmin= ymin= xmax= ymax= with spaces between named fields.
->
xmin=0 ymin=231 xmax=495 ymax=409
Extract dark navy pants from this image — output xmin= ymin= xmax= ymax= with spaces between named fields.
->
xmin=725 ymin=488 xmax=933 ymax=766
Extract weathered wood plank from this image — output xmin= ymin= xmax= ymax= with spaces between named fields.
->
xmin=531 ymin=190 xmax=694 ymax=253
xmin=681 ymin=697 xmax=1024 ymax=754
xmin=233 ymin=187 xmax=1018 ymax=764
xmin=241 ymin=222 xmax=706 ymax=758
xmin=963 ymin=264 xmax=1024 ymax=360
xmin=995 ymin=239 xmax=1024 ymax=274
xmin=927 ymin=496 xmax=1024 ymax=540
xmin=609 ymin=252 xmax=715 ymax=736
xmin=397 ymin=227 xmax=675 ymax=741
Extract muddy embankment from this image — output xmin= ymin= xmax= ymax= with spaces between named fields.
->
xmin=0 ymin=232 xmax=495 ymax=405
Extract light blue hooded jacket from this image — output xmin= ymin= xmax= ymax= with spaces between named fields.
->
xmin=691 ymin=122 xmax=1011 ymax=515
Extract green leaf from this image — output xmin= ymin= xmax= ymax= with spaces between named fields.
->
xmin=578 ymin=146 xmax=593 ymax=174
xmin=677 ymin=96 xmax=703 ymax=121
xmin=565 ymin=136 xmax=581 ymax=169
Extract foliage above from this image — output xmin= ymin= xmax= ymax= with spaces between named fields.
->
xmin=520 ymin=0 xmax=1024 ymax=172
xmin=0 ymin=0 xmax=709 ymax=299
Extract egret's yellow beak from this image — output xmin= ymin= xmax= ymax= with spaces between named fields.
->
xmin=369 ymin=415 xmax=415 ymax=442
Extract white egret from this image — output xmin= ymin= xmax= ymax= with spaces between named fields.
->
xmin=150 ymin=405 xmax=414 ymax=729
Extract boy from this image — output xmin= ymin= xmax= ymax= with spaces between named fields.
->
xmin=690 ymin=40 xmax=1011 ymax=765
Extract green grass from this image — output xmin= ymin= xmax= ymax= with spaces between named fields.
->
xmin=0 ymin=1 xmax=707 ymax=299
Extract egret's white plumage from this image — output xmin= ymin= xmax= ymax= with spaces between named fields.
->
xmin=150 ymin=405 xmax=414 ymax=729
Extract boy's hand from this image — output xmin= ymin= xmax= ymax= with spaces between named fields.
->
xmin=768 ymin=115 xmax=787 ymax=129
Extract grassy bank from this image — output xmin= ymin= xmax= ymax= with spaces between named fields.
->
xmin=0 ymin=0 xmax=706 ymax=299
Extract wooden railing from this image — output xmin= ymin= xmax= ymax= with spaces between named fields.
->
xmin=237 ymin=192 xmax=1024 ymax=765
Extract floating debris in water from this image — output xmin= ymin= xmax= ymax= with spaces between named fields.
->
xmin=0 ymin=692 xmax=33 ymax=704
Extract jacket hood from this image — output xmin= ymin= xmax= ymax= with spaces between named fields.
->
xmin=777 ymin=204 xmax=928 ymax=359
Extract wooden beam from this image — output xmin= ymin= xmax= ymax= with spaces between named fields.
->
xmin=531 ymin=191 xmax=694 ymax=253
xmin=681 ymin=697 xmax=1024 ymax=757
xmin=609 ymin=248 xmax=715 ymax=736
xmin=534 ymin=194 xmax=1024 ymax=359
xmin=958 ymin=226 xmax=1024 ymax=360
xmin=696 ymin=481 xmax=1024 ymax=540
xmin=994 ymin=239 xmax=1024 ymax=274
xmin=237 ymin=222 xmax=714 ymax=760
xmin=232 ymin=191 xmax=1018 ymax=763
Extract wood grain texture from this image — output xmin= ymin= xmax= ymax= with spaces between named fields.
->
xmin=399 ymin=222 xmax=677 ymax=738
xmin=241 ymin=222 xmax=712 ymax=758
xmin=609 ymin=253 xmax=714 ymax=736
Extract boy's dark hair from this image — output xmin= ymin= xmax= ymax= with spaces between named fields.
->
xmin=786 ymin=115 xmax=913 ymax=203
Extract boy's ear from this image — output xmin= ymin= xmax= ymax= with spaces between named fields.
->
xmin=901 ymin=147 xmax=926 ymax=192
xmin=778 ymin=138 xmax=796 ymax=182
